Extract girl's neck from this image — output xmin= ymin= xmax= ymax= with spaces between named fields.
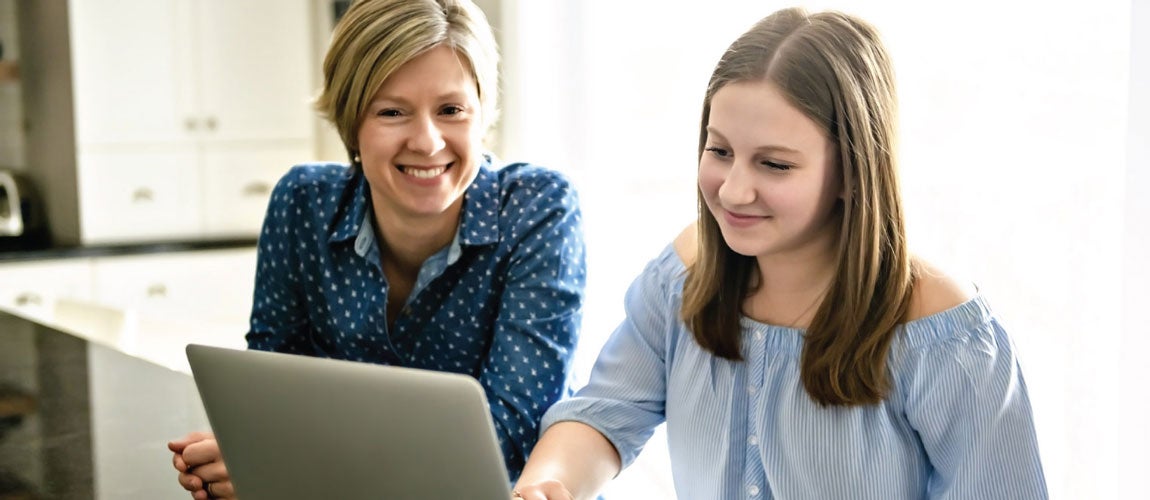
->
xmin=744 ymin=241 xmax=838 ymax=329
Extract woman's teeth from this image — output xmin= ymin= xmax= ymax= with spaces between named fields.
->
xmin=403 ymin=165 xmax=447 ymax=178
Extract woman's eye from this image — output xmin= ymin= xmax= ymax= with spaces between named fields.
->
xmin=761 ymin=160 xmax=792 ymax=171
xmin=440 ymin=105 xmax=465 ymax=116
xmin=376 ymin=108 xmax=402 ymax=117
xmin=704 ymin=146 xmax=731 ymax=158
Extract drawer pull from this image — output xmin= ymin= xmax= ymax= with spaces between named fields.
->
xmin=146 ymin=284 xmax=168 ymax=298
xmin=242 ymin=182 xmax=271 ymax=197
xmin=14 ymin=293 xmax=42 ymax=306
xmin=132 ymin=188 xmax=155 ymax=203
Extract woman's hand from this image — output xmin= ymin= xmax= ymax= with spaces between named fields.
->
xmin=168 ymin=431 xmax=237 ymax=499
xmin=513 ymin=479 xmax=575 ymax=500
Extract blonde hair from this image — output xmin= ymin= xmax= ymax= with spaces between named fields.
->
xmin=314 ymin=0 xmax=499 ymax=162
xmin=681 ymin=7 xmax=915 ymax=406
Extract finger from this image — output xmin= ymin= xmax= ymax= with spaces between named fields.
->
xmin=173 ymin=452 xmax=189 ymax=473
xmin=518 ymin=490 xmax=550 ymax=500
xmin=209 ymin=480 xmax=236 ymax=498
xmin=513 ymin=487 xmax=543 ymax=500
xmin=177 ymin=471 xmax=204 ymax=492
xmin=182 ymin=439 xmax=222 ymax=468
xmin=520 ymin=481 xmax=575 ymax=500
xmin=189 ymin=460 xmax=230 ymax=483
xmin=168 ymin=431 xmax=215 ymax=452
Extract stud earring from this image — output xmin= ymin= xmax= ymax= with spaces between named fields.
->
xmin=353 ymin=154 xmax=361 ymax=164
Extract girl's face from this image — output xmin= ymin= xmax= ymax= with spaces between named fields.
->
xmin=357 ymin=44 xmax=485 ymax=225
xmin=698 ymin=80 xmax=842 ymax=261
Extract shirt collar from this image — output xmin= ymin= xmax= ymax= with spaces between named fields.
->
xmin=328 ymin=155 xmax=501 ymax=248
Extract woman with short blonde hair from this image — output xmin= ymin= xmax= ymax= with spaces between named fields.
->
xmin=169 ymin=2 xmax=586 ymax=499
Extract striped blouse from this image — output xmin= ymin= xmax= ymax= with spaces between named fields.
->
xmin=542 ymin=243 xmax=1047 ymax=499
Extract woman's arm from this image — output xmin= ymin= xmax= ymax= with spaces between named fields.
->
xmin=477 ymin=168 xmax=587 ymax=477
xmin=514 ymin=239 xmax=686 ymax=498
xmin=513 ymin=421 xmax=621 ymax=500
xmin=245 ymin=166 xmax=317 ymax=354
xmin=903 ymin=317 xmax=1048 ymax=499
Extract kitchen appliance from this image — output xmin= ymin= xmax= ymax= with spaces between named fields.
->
xmin=0 ymin=169 xmax=50 ymax=250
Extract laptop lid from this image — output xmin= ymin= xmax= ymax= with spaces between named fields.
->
xmin=185 ymin=344 xmax=513 ymax=500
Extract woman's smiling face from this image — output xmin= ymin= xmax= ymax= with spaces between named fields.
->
xmin=357 ymin=44 xmax=485 ymax=224
xmin=698 ymin=80 xmax=842 ymax=260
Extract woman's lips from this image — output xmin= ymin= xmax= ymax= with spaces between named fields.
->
xmin=398 ymin=163 xmax=452 ymax=179
xmin=722 ymin=209 xmax=768 ymax=228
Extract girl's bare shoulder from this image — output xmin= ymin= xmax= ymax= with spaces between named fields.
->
xmin=906 ymin=256 xmax=979 ymax=322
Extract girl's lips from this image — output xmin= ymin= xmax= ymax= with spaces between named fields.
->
xmin=722 ymin=209 xmax=769 ymax=228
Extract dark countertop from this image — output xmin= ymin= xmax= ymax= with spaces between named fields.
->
xmin=0 ymin=238 xmax=258 ymax=263
xmin=0 ymin=310 xmax=209 ymax=499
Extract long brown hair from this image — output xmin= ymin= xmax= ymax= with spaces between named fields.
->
xmin=681 ymin=8 xmax=915 ymax=406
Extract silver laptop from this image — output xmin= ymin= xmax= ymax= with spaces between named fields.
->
xmin=185 ymin=344 xmax=513 ymax=500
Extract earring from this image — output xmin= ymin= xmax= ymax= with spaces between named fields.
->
xmin=353 ymin=154 xmax=361 ymax=164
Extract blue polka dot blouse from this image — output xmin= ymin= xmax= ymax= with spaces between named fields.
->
xmin=246 ymin=156 xmax=587 ymax=478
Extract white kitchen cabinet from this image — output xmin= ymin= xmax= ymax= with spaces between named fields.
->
xmin=192 ymin=0 xmax=315 ymax=143
xmin=1 ymin=248 xmax=258 ymax=369
xmin=67 ymin=0 xmax=190 ymax=146
xmin=90 ymin=247 xmax=258 ymax=323
xmin=0 ymin=259 xmax=94 ymax=320
xmin=69 ymin=0 xmax=314 ymax=146
xmin=20 ymin=0 xmax=319 ymax=245
xmin=77 ymin=146 xmax=204 ymax=243
xmin=201 ymin=143 xmax=311 ymax=237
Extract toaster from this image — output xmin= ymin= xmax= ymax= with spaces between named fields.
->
xmin=0 ymin=169 xmax=50 ymax=249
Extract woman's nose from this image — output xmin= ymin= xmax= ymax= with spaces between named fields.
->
xmin=406 ymin=115 xmax=446 ymax=156
xmin=717 ymin=162 xmax=757 ymax=206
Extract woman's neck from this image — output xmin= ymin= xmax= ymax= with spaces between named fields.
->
xmin=372 ymin=203 xmax=461 ymax=277
xmin=744 ymin=240 xmax=838 ymax=328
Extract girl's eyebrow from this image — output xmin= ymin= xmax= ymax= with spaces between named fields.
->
xmin=705 ymin=126 xmax=803 ymax=155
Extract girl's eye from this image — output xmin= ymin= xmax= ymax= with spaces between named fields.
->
xmin=440 ymin=105 xmax=465 ymax=116
xmin=761 ymin=160 xmax=792 ymax=171
xmin=376 ymin=108 xmax=402 ymax=117
xmin=704 ymin=146 xmax=731 ymax=158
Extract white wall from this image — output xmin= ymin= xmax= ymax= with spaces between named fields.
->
xmin=497 ymin=1 xmax=1140 ymax=498
xmin=1121 ymin=0 xmax=1150 ymax=493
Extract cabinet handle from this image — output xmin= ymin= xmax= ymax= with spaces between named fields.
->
xmin=205 ymin=116 xmax=217 ymax=131
xmin=131 ymin=188 xmax=154 ymax=203
xmin=184 ymin=117 xmax=198 ymax=131
xmin=14 ymin=293 xmax=42 ymax=306
xmin=146 ymin=283 xmax=168 ymax=298
xmin=242 ymin=182 xmax=271 ymax=197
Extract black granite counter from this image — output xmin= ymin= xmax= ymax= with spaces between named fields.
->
xmin=0 ymin=310 xmax=208 ymax=499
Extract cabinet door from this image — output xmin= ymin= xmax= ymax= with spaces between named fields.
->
xmin=200 ymin=142 xmax=309 ymax=237
xmin=77 ymin=147 xmax=203 ymax=244
xmin=0 ymin=259 xmax=94 ymax=320
xmin=91 ymin=248 xmax=257 ymax=322
xmin=194 ymin=0 xmax=315 ymax=143
xmin=68 ymin=0 xmax=195 ymax=145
